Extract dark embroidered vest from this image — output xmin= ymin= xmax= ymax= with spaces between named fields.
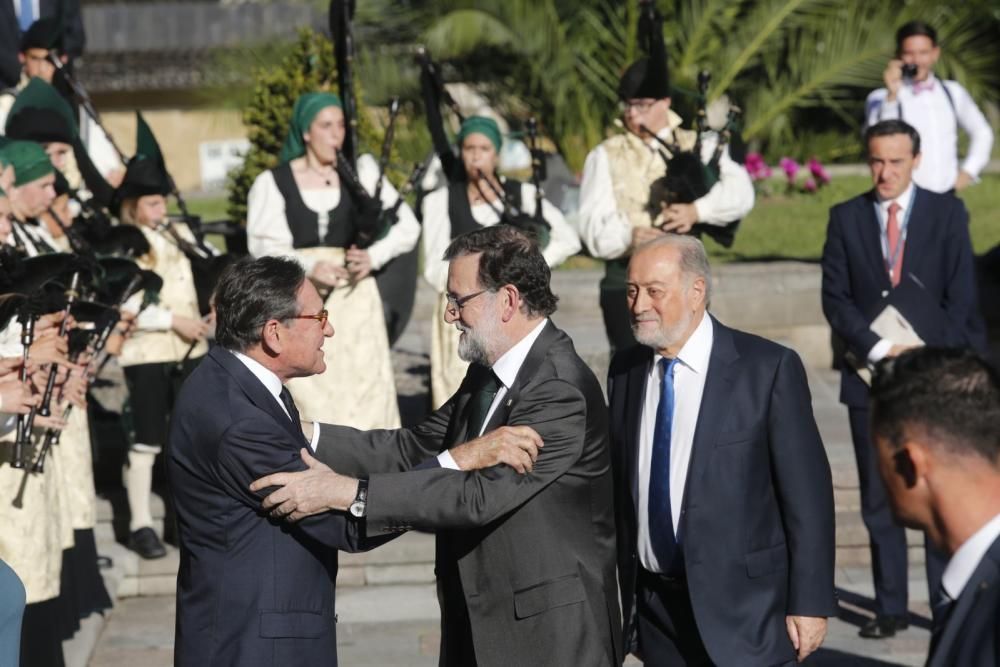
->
xmin=446 ymin=178 xmax=523 ymax=239
xmin=271 ymin=163 xmax=359 ymax=248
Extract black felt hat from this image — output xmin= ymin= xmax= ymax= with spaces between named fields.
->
xmin=111 ymin=157 xmax=170 ymax=216
xmin=20 ymin=17 xmax=63 ymax=53
xmin=4 ymin=78 xmax=78 ymax=144
xmin=618 ymin=4 xmax=670 ymax=100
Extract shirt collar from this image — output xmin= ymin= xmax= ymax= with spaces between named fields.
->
xmin=876 ymin=181 xmax=915 ymax=214
xmin=651 ymin=311 xmax=714 ymax=375
xmin=491 ymin=319 xmax=549 ymax=389
xmin=942 ymin=511 xmax=1000 ymax=600
xmin=230 ymin=349 xmax=284 ymax=401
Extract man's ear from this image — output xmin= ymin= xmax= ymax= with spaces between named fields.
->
xmin=260 ymin=319 xmax=283 ymax=357
xmin=501 ymin=285 xmax=520 ymax=322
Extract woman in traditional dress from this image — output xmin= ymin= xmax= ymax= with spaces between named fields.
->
xmin=420 ymin=116 xmax=580 ymax=408
xmin=247 ymin=92 xmax=419 ymax=429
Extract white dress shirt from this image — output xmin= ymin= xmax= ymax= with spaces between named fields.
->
xmin=420 ymin=183 xmax=580 ymax=292
xmin=866 ymin=76 xmax=994 ymax=193
xmin=577 ymin=129 xmax=755 ymax=261
xmin=941 ymin=511 xmax=1000 ymax=600
xmin=230 ymin=350 xmax=320 ymax=451
xmin=438 ymin=318 xmax=550 ymax=469
xmin=246 ymin=153 xmax=420 ymax=274
xmin=637 ymin=313 xmax=714 ymax=572
xmin=867 ymin=182 xmax=916 ymax=364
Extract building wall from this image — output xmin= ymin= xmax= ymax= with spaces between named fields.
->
xmin=102 ymin=108 xmax=247 ymax=192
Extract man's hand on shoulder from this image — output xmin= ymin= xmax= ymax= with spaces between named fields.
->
xmin=250 ymin=448 xmax=358 ymax=521
xmin=785 ymin=615 xmax=827 ymax=662
xmin=449 ymin=426 xmax=543 ymax=474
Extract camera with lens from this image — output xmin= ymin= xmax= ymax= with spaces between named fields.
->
xmin=901 ymin=63 xmax=918 ymax=79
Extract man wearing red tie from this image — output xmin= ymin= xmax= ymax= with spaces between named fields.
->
xmin=821 ymin=118 xmax=988 ymax=639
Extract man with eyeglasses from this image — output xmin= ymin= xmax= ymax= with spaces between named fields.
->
xmin=251 ymin=225 xmax=621 ymax=666
xmin=168 ymin=255 xmax=377 ymax=666
xmin=577 ymin=8 xmax=754 ymax=356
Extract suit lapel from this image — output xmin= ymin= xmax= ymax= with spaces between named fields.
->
xmin=681 ymin=318 xmax=740 ymax=524
xmin=481 ymin=321 xmax=560 ymax=433
xmin=859 ymin=191 xmax=892 ymax=292
xmin=209 ymin=347 xmax=305 ymax=445
xmin=626 ymin=348 xmax=653 ymax=507
xmin=929 ymin=535 xmax=1000 ymax=666
xmin=899 ymin=186 xmax=926 ymax=280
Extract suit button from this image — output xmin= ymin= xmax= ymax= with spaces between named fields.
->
xmin=881 ymin=290 xmax=889 ymax=297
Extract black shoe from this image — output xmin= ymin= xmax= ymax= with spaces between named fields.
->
xmin=858 ymin=615 xmax=909 ymax=638
xmin=127 ymin=527 xmax=167 ymax=559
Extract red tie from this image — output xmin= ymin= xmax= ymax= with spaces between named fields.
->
xmin=886 ymin=202 xmax=903 ymax=287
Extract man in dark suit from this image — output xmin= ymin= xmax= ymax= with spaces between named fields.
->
xmin=1 ymin=1 xmax=85 ymax=89
xmin=252 ymin=225 xmax=621 ymax=667
xmin=869 ymin=348 xmax=1000 ymax=666
xmin=608 ymin=234 xmax=837 ymax=665
xmin=168 ymin=256 xmax=364 ymax=666
xmin=821 ymin=118 xmax=987 ymax=638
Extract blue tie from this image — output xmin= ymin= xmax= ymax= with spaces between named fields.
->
xmin=19 ymin=0 xmax=35 ymax=32
xmin=648 ymin=357 xmax=682 ymax=575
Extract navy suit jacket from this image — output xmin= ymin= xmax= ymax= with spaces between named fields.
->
xmin=168 ymin=346 xmax=363 ymax=667
xmin=0 ymin=0 xmax=86 ymax=88
xmin=927 ymin=534 xmax=1000 ymax=667
xmin=821 ymin=187 xmax=987 ymax=407
xmin=608 ymin=318 xmax=838 ymax=665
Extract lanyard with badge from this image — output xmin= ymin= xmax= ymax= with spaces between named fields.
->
xmin=872 ymin=188 xmax=916 ymax=284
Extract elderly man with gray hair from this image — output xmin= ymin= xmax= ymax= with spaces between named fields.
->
xmin=606 ymin=235 xmax=837 ymax=665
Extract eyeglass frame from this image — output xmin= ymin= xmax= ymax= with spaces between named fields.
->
xmin=620 ymin=98 xmax=660 ymax=113
xmin=288 ymin=309 xmax=329 ymax=326
xmin=444 ymin=289 xmax=490 ymax=314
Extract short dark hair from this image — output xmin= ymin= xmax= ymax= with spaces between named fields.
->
xmin=896 ymin=21 xmax=937 ymax=52
xmin=214 ymin=256 xmax=305 ymax=352
xmin=871 ymin=348 xmax=1000 ymax=465
xmin=865 ymin=119 xmax=921 ymax=156
xmin=443 ymin=225 xmax=558 ymax=318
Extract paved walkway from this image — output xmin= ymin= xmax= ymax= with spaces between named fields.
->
xmin=83 ymin=269 xmax=933 ymax=666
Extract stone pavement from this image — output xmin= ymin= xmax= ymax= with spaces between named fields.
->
xmin=81 ymin=266 xmax=933 ymax=666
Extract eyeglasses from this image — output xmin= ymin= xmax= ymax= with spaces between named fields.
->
xmin=444 ymin=290 xmax=488 ymax=313
xmin=620 ymin=99 xmax=658 ymax=113
xmin=290 ymin=309 xmax=329 ymax=326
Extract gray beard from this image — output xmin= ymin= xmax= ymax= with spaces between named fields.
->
xmin=457 ymin=327 xmax=491 ymax=365
xmin=632 ymin=309 xmax=693 ymax=352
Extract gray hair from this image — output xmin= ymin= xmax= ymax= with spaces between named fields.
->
xmin=634 ymin=234 xmax=713 ymax=307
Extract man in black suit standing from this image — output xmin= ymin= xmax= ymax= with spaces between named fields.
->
xmin=607 ymin=234 xmax=837 ymax=665
xmin=821 ymin=119 xmax=987 ymax=638
xmin=869 ymin=348 xmax=1000 ymax=667
xmin=168 ymin=256 xmax=364 ymax=666
xmin=253 ymin=225 xmax=621 ymax=667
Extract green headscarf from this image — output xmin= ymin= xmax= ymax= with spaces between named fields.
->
xmin=456 ymin=116 xmax=503 ymax=153
xmin=0 ymin=140 xmax=55 ymax=187
xmin=279 ymin=92 xmax=343 ymax=163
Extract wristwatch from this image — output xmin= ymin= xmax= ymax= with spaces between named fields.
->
xmin=349 ymin=478 xmax=369 ymax=518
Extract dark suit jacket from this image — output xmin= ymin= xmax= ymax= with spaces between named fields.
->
xmin=316 ymin=321 xmax=622 ymax=667
xmin=168 ymin=346 xmax=361 ymax=667
xmin=821 ymin=187 xmax=987 ymax=407
xmin=927 ymin=534 xmax=1000 ymax=667
xmin=0 ymin=0 xmax=86 ymax=88
xmin=608 ymin=317 xmax=838 ymax=665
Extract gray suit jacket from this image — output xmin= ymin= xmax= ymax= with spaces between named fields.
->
xmin=316 ymin=321 xmax=621 ymax=667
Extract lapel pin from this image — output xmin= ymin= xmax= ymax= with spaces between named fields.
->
xmin=506 ymin=398 xmax=513 ymax=407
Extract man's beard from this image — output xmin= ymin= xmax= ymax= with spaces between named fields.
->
xmin=456 ymin=314 xmax=503 ymax=366
xmin=632 ymin=308 xmax=693 ymax=352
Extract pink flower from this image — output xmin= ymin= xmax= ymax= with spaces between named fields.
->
xmin=779 ymin=157 xmax=799 ymax=182
xmin=803 ymin=177 xmax=817 ymax=192
xmin=744 ymin=152 xmax=769 ymax=181
xmin=807 ymin=157 xmax=830 ymax=185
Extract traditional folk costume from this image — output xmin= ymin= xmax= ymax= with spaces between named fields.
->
xmin=247 ymin=92 xmax=419 ymax=429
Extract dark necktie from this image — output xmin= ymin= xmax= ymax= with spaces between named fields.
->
xmin=928 ymin=587 xmax=955 ymax=656
xmin=465 ymin=369 xmax=502 ymax=441
xmin=648 ymin=357 xmax=682 ymax=575
xmin=279 ymin=386 xmax=307 ymax=443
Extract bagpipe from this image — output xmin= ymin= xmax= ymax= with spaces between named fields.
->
xmin=637 ymin=1 xmax=744 ymax=248
xmin=6 ymin=252 xmax=163 ymax=506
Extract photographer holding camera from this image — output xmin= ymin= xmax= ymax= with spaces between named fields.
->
xmin=865 ymin=21 xmax=993 ymax=194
